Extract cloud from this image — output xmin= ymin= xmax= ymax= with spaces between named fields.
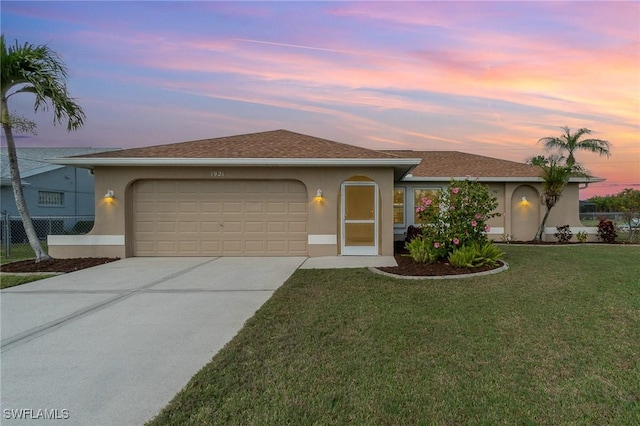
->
xmin=3 ymin=1 xmax=637 ymax=196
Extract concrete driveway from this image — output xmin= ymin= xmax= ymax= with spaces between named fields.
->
xmin=1 ymin=257 xmax=305 ymax=425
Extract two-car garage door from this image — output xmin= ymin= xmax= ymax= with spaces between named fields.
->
xmin=133 ymin=180 xmax=308 ymax=256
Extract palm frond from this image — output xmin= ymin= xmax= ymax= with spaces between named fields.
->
xmin=1 ymin=35 xmax=85 ymax=131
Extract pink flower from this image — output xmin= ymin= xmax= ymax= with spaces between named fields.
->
xmin=425 ymin=199 xmax=433 ymax=206
xmin=453 ymin=238 xmax=460 ymax=245
xmin=475 ymin=213 xmax=482 ymax=219
xmin=452 ymin=187 xmax=459 ymax=194
xmin=485 ymin=225 xmax=491 ymax=232
xmin=434 ymin=242 xmax=440 ymax=249
xmin=471 ymin=220 xmax=477 ymax=227
xmin=416 ymin=206 xmax=425 ymax=213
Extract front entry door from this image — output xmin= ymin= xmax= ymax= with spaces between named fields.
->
xmin=341 ymin=182 xmax=378 ymax=255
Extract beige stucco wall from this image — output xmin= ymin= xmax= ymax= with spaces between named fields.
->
xmin=49 ymin=165 xmax=396 ymax=258
xmin=393 ymin=181 xmax=584 ymax=242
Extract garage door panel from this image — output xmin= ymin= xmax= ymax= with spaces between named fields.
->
xmin=223 ymin=202 xmax=242 ymax=213
xmin=154 ymin=221 xmax=175 ymax=232
xmin=178 ymin=241 xmax=198 ymax=252
xmin=267 ymin=240 xmax=286 ymax=252
xmin=244 ymin=202 xmax=264 ymax=213
xmin=178 ymin=221 xmax=198 ymax=233
xmin=133 ymin=180 xmax=308 ymax=256
xmin=135 ymin=221 xmax=154 ymax=233
xmin=223 ymin=221 xmax=242 ymax=233
xmin=266 ymin=202 xmax=286 ymax=213
xmin=201 ymin=202 xmax=220 ymax=213
xmin=289 ymin=241 xmax=307 ymax=252
xmin=201 ymin=241 xmax=221 ymax=252
xmin=200 ymin=221 xmax=221 ymax=232
xmin=245 ymin=222 xmax=264 ymax=233
xmin=223 ymin=240 xmax=242 ymax=252
xmin=156 ymin=202 xmax=177 ymax=213
xmin=245 ymin=240 xmax=265 ymax=252
xmin=179 ymin=202 xmax=198 ymax=212
xmin=267 ymin=222 xmax=286 ymax=233
xmin=157 ymin=240 xmax=177 ymax=251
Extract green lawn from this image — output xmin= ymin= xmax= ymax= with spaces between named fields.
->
xmin=1 ymin=242 xmax=45 ymax=264
xmin=0 ymin=274 xmax=57 ymax=289
xmin=1 ymin=243 xmax=55 ymax=288
xmin=149 ymin=245 xmax=640 ymax=425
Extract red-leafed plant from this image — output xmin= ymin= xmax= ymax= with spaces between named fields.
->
xmin=596 ymin=218 xmax=617 ymax=243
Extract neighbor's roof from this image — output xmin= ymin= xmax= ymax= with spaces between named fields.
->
xmin=385 ymin=150 xmax=602 ymax=183
xmin=49 ymin=130 xmax=422 ymax=178
xmin=1 ymin=147 xmax=119 ymax=185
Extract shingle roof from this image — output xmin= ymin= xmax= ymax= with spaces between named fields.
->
xmin=73 ymin=130 xmax=399 ymax=160
xmin=385 ymin=150 xmax=543 ymax=178
xmin=1 ymin=147 xmax=120 ymax=180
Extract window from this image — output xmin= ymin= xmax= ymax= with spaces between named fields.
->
xmin=38 ymin=191 xmax=64 ymax=206
xmin=393 ymin=188 xmax=405 ymax=226
xmin=413 ymin=188 xmax=440 ymax=224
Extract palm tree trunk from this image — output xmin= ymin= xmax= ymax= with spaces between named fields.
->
xmin=535 ymin=206 xmax=553 ymax=241
xmin=1 ymin=103 xmax=51 ymax=262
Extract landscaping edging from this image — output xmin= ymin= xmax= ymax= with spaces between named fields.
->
xmin=370 ymin=260 xmax=509 ymax=280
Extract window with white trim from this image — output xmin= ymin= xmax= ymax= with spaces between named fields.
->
xmin=38 ymin=191 xmax=64 ymax=206
xmin=413 ymin=188 xmax=441 ymax=224
xmin=393 ymin=188 xmax=405 ymax=226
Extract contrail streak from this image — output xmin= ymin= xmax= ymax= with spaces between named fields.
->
xmin=234 ymin=38 xmax=413 ymax=61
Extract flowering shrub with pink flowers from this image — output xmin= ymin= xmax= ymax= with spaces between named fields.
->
xmin=407 ymin=179 xmax=502 ymax=263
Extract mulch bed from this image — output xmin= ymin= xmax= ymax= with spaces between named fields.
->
xmin=1 ymin=257 xmax=119 ymax=273
xmin=378 ymin=243 xmax=501 ymax=277
xmin=378 ymin=253 xmax=500 ymax=277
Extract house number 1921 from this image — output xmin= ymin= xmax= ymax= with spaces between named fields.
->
xmin=211 ymin=171 xmax=225 ymax=177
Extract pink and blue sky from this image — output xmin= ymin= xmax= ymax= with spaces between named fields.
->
xmin=2 ymin=1 xmax=638 ymax=198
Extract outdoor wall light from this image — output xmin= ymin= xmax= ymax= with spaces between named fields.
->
xmin=104 ymin=189 xmax=115 ymax=201
xmin=521 ymin=196 xmax=527 ymax=202
xmin=520 ymin=196 xmax=529 ymax=206
xmin=315 ymin=189 xmax=323 ymax=198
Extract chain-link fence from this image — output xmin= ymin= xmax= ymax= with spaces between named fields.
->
xmin=579 ymin=212 xmax=627 ymax=222
xmin=1 ymin=213 xmax=94 ymax=259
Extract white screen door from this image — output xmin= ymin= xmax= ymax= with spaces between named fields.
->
xmin=341 ymin=182 xmax=378 ymax=255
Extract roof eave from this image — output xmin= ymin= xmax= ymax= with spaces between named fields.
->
xmin=47 ymin=157 xmax=422 ymax=180
xmin=402 ymin=176 xmax=605 ymax=183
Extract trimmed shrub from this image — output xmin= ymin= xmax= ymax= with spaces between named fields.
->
xmin=576 ymin=231 xmax=588 ymax=243
xmin=448 ymin=245 xmax=480 ymax=268
xmin=597 ymin=218 xmax=617 ymax=243
xmin=448 ymin=242 xmax=505 ymax=268
xmin=477 ymin=242 xmax=505 ymax=266
xmin=554 ymin=225 xmax=573 ymax=243
xmin=405 ymin=237 xmax=438 ymax=264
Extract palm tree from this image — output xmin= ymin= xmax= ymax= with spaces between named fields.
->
xmin=1 ymin=35 xmax=86 ymax=261
xmin=533 ymin=156 xmax=576 ymax=241
xmin=538 ymin=126 xmax=610 ymax=168
xmin=526 ymin=155 xmax=549 ymax=167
